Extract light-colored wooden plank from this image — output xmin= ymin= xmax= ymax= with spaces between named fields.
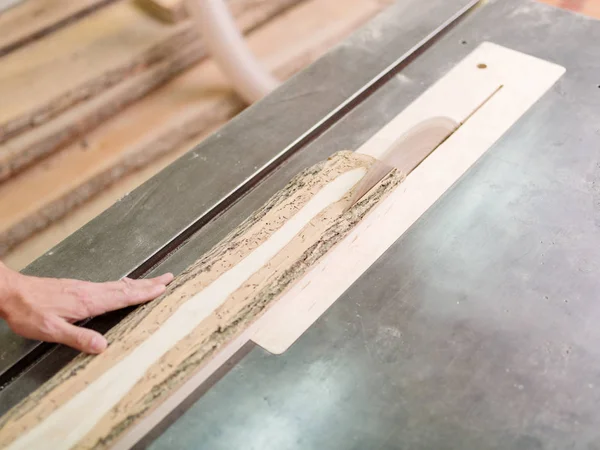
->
xmin=251 ymin=42 xmax=566 ymax=354
xmin=0 ymin=150 xmax=402 ymax=449
xmin=0 ymin=42 xmax=201 ymax=182
xmin=0 ymin=0 xmax=118 ymax=57
xmin=0 ymin=0 xmax=385 ymax=256
xmin=0 ymin=0 xmax=302 ymax=143
xmin=0 ymin=0 xmax=189 ymax=142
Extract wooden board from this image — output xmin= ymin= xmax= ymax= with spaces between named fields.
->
xmin=0 ymin=0 xmax=118 ymax=57
xmin=0 ymin=0 xmax=385 ymax=256
xmin=0 ymin=41 xmax=201 ymax=182
xmin=0 ymin=151 xmax=403 ymax=450
xmin=0 ymin=0 xmax=301 ymax=145
xmin=252 ymin=42 xmax=566 ymax=354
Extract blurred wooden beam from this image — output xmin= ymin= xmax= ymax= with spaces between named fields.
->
xmin=0 ymin=0 xmax=302 ymax=179
xmin=0 ymin=0 xmax=119 ymax=57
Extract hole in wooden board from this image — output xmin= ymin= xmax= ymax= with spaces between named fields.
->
xmin=477 ymin=63 xmax=487 ymax=69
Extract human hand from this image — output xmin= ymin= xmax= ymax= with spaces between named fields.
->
xmin=0 ymin=262 xmax=173 ymax=354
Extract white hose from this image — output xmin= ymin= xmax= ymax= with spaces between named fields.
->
xmin=186 ymin=0 xmax=280 ymax=104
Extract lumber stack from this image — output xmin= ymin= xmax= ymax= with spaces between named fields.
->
xmin=0 ymin=0 xmax=389 ymax=268
xmin=0 ymin=0 xmax=301 ymax=177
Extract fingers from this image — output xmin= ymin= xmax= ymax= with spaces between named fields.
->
xmin=105 ymin=273 xmax=174 ymax=290
xmin=52 ymin=319 xmax=108 ymax=354
xmin=18 ymin=315 xmax=108 ymax=354
xmin=89 ymin=273 xmax=174 ymax=315
xmin=3 ymin=272 xmax=175 ymax=352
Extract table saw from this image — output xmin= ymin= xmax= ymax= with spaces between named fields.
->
xmin=2 ymin=0 xmax=600 ymax=448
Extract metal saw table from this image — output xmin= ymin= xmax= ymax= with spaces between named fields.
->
xmin=2 ymin=0 xmax=600 ymax=448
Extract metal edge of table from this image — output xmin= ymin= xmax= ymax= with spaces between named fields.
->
xmin=0 ymin=0 xmax=480 ymax=404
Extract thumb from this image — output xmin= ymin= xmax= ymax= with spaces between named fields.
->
xmin=53 ymin=320 xmax=108 ymax=354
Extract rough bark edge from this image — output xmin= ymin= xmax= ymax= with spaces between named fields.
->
xmin=93 ymin=169 xmax=404 ymax=449
xmin=0 ymin=151 xmax=356 ymax=430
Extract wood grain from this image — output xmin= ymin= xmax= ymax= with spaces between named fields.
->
xmin=0 ymin=151 xmax=402 ymax=450
xmin=0 ymin=0 xmax=385 ymax=256
xmin=0 ymin=0 xmax=301 ymax=145
xmin=0 ymin=0 xmax=118 ymax=57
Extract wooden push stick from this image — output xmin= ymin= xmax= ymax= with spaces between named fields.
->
xmin=252 ymin=42 xmax=566 ymax=354
xmin=0 ymin=43 xmax=565 ymax=449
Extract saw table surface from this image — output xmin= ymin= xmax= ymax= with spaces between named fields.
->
xmin=2 ymin=0 xmax=600 ymax=448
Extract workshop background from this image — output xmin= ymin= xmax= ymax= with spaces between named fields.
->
xmin=0 ymin=0 xmax=597 ymax=271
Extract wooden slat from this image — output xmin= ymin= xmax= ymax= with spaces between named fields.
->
xmin=0 ymin=0 xmax=301 ymax=145
xmin=0 ymin=0 xmax=119 ymax=57
xmin=0 ymin=0 xmax=188 ymax=142
xmin=252 ymin=42 xmax=567 ymax=354
xmin=0 ymin=42 xmax=200 ymax=182
xmin=0 ymin=0 xmax=386 ymax=256
xmin=0 ymin=151 xmax=400 ymax=449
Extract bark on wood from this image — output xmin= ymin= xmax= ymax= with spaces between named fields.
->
xmin=0 ymin=151 xmax=402 ymax=449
